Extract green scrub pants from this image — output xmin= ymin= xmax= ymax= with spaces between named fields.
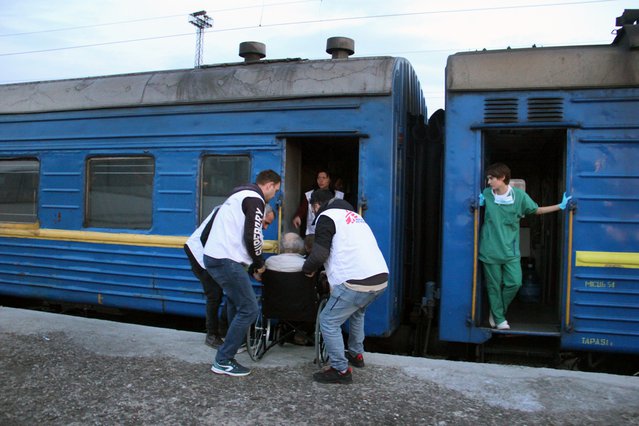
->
xmin=482 ymin=259 xmax=522 ymax=324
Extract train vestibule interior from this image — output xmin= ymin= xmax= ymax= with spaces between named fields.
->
xmin=482 ymin=128 xmax=567 ymax=333
xmin=281 ymin=137 xmax=359 ymax=238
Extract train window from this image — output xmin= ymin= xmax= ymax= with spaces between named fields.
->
xmin=0 ymin=159 xmax=39 ymax=223
xmin=200 ymin=156 xmax=250 ymax=221
xmin=85 ymin=157 xmax=154 ymax=229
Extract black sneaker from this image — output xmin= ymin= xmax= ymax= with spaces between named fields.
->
xmin=205 ymin=334 xmax=224 ymax=349
xmin=345 ymin=352 xmax=365 ymax=368
xmin=313 ymin=367 xmax=353 ymax=384
xmin=211 ymin=359 xmax=251 ymax=377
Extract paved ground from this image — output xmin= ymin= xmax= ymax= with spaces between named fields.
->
xmin=1 ymin=306 xmax=638 ymax=425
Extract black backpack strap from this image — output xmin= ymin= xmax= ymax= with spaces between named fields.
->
xmin=200 ymin=207 xmax=220 ymax=246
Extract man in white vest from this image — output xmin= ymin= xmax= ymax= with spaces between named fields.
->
xmin=303 ymin=189 xmax=388 ymax=384
xmin=204 ymin=170 xmax=281 ymax=377
xmin=185 ymin=204 xmax=275 ymax=350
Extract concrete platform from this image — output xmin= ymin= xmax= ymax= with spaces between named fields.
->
xmin=1 ymin=306 xmax=638 ymax=425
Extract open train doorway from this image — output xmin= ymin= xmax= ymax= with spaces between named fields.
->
xmin=482 ymin=128 xmax=567 ymax=334
xmin=282 ymin=137 xmax=359 ymax=237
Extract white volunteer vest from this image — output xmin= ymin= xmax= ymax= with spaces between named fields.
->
xmin=185 ymin=206 xmax=220 ymax=269
xmin=317 ymin=208 xmax=388 ymax=288
xmin=203 ymin=189 xmax=264 ymax=265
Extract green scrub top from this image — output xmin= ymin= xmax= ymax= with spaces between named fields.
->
xmin=479 ymin=186 xmax=538 ymax=264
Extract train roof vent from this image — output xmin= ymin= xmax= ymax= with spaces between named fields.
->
xmin=528 ymin=97 xmax=564 ymax=122
xmin=484 ymin=98 xmax=518 ymax=123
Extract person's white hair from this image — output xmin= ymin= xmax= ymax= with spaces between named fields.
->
xmin=281 ymin=232 xmax=305 ymax=254
xmin=264 ymin=204 xmax=274 ymax=216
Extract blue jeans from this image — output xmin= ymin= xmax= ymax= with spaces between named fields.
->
xmin=319 ymin=283 xmax=385 ymax=372
xmin=204 ymin=256 xmax=258 ymax=363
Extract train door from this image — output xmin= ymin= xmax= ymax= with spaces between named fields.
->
xmin=282 ymin=137 xmax=359 ymax=238
xmin=481 ymin=128 xmax=567 ymax=334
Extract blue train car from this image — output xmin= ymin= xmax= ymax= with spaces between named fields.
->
xmin=439 ymin=14 xmax=639 ymax=354
xmin=0 ymin=41 xmax=426 ymax=337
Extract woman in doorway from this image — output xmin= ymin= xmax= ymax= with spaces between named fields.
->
xmin=292 ymin=169 xmax=344 ymax=237
xmin=479 ymin=163 xmax=571 ymax=330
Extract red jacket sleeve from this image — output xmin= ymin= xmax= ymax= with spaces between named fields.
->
xmin=294 ymin=193 xmax=308 ymax=219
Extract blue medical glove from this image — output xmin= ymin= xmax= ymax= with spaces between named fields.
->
xmin=559 ymin=192 xmax=572 ymax=210
xmin=478 ymin=193 xmax=485 ymax=207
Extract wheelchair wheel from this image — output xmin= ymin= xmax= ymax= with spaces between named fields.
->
xmin=273 ymin=322 xmax=287 ymax=346
xmin=247 ymin=313 xmax=270 ymax=361
xmin=314 ymin=297 xmax=329 ymax=366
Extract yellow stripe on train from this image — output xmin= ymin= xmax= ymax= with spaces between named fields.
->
xmin=575 ymin=251 xmax=639 ymax=269
xmin=0 ymin=224 xmax=278 ymax=253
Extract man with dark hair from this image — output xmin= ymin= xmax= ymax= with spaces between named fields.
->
xmin=479 ymin=162 xmax=571 ymax=330
xmin=184 ymin=203 xmax=276 ymax=350
xmin=256 ymin=169 xmax=282 ymax=186
xmin=303 ymin=189 xmax=388 ymax=384
xmin=204 ymin=169 xmax=281 ymax=377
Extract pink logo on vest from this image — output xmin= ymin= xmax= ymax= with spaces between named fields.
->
xmin=345 ymin=211 xmax=362 ymax=224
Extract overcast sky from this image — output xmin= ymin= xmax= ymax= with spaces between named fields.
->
xmin=0 ymin=0 xmax=635 ymax=114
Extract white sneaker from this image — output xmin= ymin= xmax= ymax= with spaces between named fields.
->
xmin=236 ymin=343 xmax=247 ymax=354
xmin=488 ymin=312 xmax=496 ymax=328
xmin=496 ymin=320 xmax=510 ymax=330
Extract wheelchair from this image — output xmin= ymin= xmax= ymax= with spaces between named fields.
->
xmin=246 ymin=269 xmax=329 ymax=366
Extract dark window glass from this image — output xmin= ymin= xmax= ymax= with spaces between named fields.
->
xmin=0 ymin=159 xmax=39 ymax=223
xmin=200 ymin=156 xmax=250 ymax=222
xmin=86 ymin=157 xmax=154 ymax=229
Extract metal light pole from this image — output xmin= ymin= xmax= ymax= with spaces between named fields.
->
xmin=189 ymin=11 xmax=212 ymax=68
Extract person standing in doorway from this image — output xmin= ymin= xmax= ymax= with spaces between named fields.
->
xmin=479 ymin=163 xmax=571 ymax=330
xmin=292 ymin=169 xmax=344 ymax=236
xmin=204 ymin=169 xmax=281 ymax=377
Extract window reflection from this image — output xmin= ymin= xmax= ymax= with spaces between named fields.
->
xmin=86 ymin=157 xmax=154 ymax=229
xmin=0 ymin=159 xmax=39 ymax=223
xmin=200 ymin=156 xmax=250 ymax=222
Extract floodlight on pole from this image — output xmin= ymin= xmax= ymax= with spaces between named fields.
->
xmin=189 ymin=11 xmax=212 ymax=68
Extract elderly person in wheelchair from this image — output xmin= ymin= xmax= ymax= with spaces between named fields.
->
xmin=264 ymin=232 xmax=316 ymax=345
xmin=247 ymin=229 xmax=332 ymax=360
xmin=265 ymin=232 xmax=306 ymax=273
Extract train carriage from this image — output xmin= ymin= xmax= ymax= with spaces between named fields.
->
xmin=439 ymin=12 xmax=639 ymax=355
xmin=0 ymin=39 xmax=426 ymax=338
xmin=3 ymin=11 xmax=638 ymax=364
